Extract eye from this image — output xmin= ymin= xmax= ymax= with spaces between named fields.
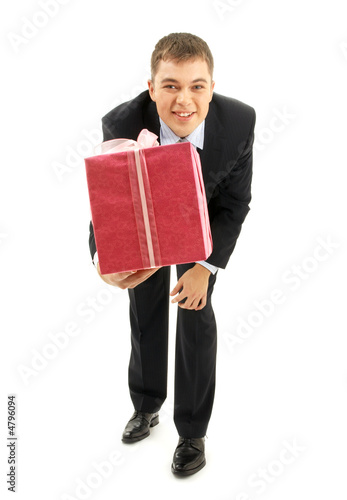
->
xmin=165 ymin=85 xmax=177 ymax=89
xmin=193 ymin=85 xmax=203 ymax=90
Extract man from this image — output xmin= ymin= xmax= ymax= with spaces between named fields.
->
xmin=89 ymin=32 xmax=256 ymax=476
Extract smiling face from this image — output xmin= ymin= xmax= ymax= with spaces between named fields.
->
xmin=148 ymin=58 xmax=215 ymax=138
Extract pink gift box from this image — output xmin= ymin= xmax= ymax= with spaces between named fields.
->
xmin=85 ymin=130 xmax=212 ymax=274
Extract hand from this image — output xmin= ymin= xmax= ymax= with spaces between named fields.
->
xmin=97 ymin=263 xmax=161 ymax=289
xmin=170 ymin=264 xmax=211 ymax=311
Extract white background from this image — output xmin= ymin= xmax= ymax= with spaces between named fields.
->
xmin=1 ymin=0 xmax=347 ymax=499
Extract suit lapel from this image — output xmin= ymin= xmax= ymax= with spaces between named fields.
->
xmin=198 ymin=101 xmax=229 ymax=203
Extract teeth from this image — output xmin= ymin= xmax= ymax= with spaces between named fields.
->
xmin=176 ymin=112 xmax=193 ymax=117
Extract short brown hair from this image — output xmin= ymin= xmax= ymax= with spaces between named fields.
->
xmin=151 ymin=32 xmax=214 ymax=80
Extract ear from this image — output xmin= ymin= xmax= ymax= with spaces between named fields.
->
xmin=209 ymin=80 xmax=215 ymax=102
xmin=148 ymin=80 xmax=156 ymax=102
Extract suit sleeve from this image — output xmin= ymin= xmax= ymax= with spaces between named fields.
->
xmin=88 ymin=120 xmax=115 ymax=263
xmin=205 ymin=110 xmax=256 ymax=269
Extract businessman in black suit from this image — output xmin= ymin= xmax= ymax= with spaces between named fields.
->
xmin=89 ymin=33 xmax=255 ymax=476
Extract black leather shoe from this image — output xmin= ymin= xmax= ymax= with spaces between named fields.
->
xmin=171 ymin=437 xmax=206 ymax=476
xmin=121 ymin=410 xmax=159 ymax=443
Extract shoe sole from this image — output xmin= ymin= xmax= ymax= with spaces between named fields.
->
xmin=171 ymin=458 xmax=206 ymax=477
xmin=121 ymin=415 xmax=159 ymax=444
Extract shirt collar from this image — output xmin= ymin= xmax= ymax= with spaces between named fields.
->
xmin=159 ymin=118 xmax=205 ymax=150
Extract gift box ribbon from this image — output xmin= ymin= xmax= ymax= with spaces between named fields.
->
xmin=95 ymin=129 xmax=162 ymax=269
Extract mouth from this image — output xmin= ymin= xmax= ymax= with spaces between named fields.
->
xmin=173 ymin=111 xmax=196 ymax=121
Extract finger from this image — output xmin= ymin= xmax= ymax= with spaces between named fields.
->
xmin=170 ymin=280 xmax=182 ymax=296
xmin=176 ymin=294 xmax=193 ymax=309
xmin=171 ymin=290 xmax=186 ymax=304
xmin=104 ymin=272 xmax=134 ymax=284
xmin=179 ymin=301 xmax=194 ymax=310
xmin=123 ymin=274 xmax=143 ymax=286
xmin=118 ymin=268 xmax=161 ymax=289
xmin=171 ymin=295 xmax=182 ymax=304
xmin=185 ymin=297 xmax=200 ymax=310
xmin=116 ymin=271 xmax=137 ymax=280
xmin=126 ymin=271 xmax=156 ymax=288
xmin=195 ymin=296 xmax=206 ymax=311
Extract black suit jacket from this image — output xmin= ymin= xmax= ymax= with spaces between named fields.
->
xmin=89 ymin=90 xmax=256 ymax=270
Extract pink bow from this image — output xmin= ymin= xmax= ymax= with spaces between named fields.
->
xmin=94 ymin=129 xmax=159 ymax=156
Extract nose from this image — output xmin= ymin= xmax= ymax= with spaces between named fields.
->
xmin=176 ymin=89 xmax=191 ymax=107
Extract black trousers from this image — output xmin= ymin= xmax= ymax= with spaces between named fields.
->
xmin=127 ymin=262 xmax=218 ymax=438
